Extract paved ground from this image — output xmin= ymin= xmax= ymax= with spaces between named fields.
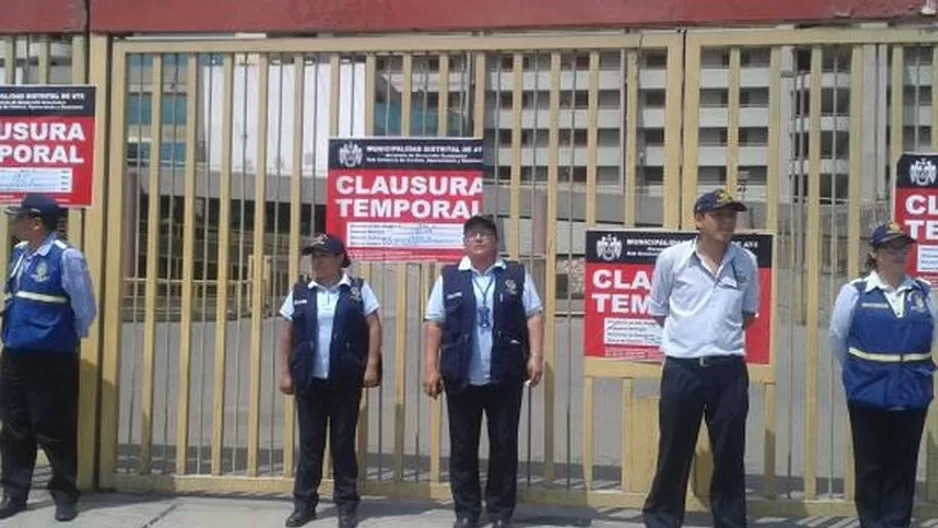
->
xmin=4 ymin=492 xmax=879 ymax=528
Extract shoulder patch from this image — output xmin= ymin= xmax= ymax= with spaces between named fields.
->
xmin=53 ymin=240 xmax=68 ymax=249
xmin=14 ymin=241 xmax=26 ymax=249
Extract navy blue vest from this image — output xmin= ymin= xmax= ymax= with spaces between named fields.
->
xmin=843 ymin=278 xmax=935 ymax=410
xmin=2 ymin=240 xmax=78 ymax=353
xmin=439 ymin=262 xmax=529 ymax=393
xmin=289 ymin=277 xmax=370 ymax=393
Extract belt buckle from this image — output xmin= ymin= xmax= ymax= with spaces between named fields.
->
xmin=698 ymin=356 xmax=710 ymax=367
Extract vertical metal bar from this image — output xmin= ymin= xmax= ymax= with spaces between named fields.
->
xmin=663 ymin=40 xmax=684 ymax=229
xmin=564 ymin=53 xmax=576 ymax=489
xmin=247 ymin=53 xmax=270 ymax=478
xmin=509 ymin=53 xmax=523 ymax=258
xmin=585 ymin=51 xmax=599 ymax=226
xmin=803 ymin=46 xmax=823 ymax=500
xmin=67 ymin=35 xmax=87 ymax=248
xmin=726 ymin=47 xmax=741 ymax=194
xmin=211 ymin=54 xmax=234 ymax=477
xmin=98 ymin=37 xmax=127 ymax=487
xmin=926 ymin=45 xmax=938 ymax=504
xmin=358 ymin=53 xmax=376 ymax=483
xmin=681 ymin=40 xmax=702 ymax=229
xmin=542 ymin=51 xmax=560 ymax=488
xmin=139 ymin=55 xmax=164 ymax=476
xmin=844 ymin=45 xmax=864 ymax=503
xmin=0 ymin=37 xmax=15 ymax=300
xmin=392 ymin=53 xmax=413 ymax=483
xmin=827 ymin=48 xmax=841 ymax=497
xmin=282 ymin=53 xmax=305 ymax=479
xmin=763 ymin=46 xmax=781 ymax=499
xmin=890 ymin=46 xmax=904 ymax=207
xmin=428 ymin=52 xmax=448 ymax=485
xmin=175 ymin=53 xmax=199 ymax=476
xmin=624 ymin=51 xmax=639 ymax=228
xmin=36 ymin=36 xmax=50 ymax=84
xmin=69 ymin=33 xmax=95 ymax=489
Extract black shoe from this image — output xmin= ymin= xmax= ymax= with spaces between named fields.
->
xmin=54 ymin=501 xmax=78 ymax=522
xmin=338 ymin=510 xmax=358 ymax=528
xmin=0 ymin=496 xmax=26 ymax=520
xmin=453 ymin=516 xmax=479 ymax=528
xmin=285 ymin=505 xmax=316 ymax=528
xmin=492 ymin=519 xmax=512 ymax=528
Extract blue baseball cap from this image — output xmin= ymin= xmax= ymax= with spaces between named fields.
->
xmin=870 ymin=221 xmax=915 ymax=247
xmin=302 ymin=233 xmax=351 ymax=268
xmin=694 ymin=189 xmax=748 ymax=214
xmin=4 ymin=193 xmax=63 ymax=219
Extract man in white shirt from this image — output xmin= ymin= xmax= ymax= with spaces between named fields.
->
xmin=642 ymin=189 xmax=760 ymax=528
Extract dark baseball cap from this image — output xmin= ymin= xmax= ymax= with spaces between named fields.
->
xmin=463 ymin=214 xmax=498 ymax=236
xmin=302 ymin=233 xmax=351 ymax=268
xmin=870 ymin=221 xmax=915 ymax=247
xmin=694 ymin=189 xmax=748 ymax=214
xmin=4 ymin=193 xmax=63 ymax=219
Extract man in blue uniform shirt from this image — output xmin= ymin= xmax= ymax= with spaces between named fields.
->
xmin=423 ymin=214 xmax=544 ymax=528
xmin=643 ymin=189 xmax=760 ymax=528
xmin=0 ymin=194 xmax=96 ymax=523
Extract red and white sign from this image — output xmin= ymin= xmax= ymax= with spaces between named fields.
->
xmin=583 ymin=229 xmax=774 ymax=365
xmin=326 ymin=137 xmax=484 ymax=263
xmin=894 ymin=153 xmax=938 ymax=286
xmin=0 ymin=85 xmax=96 ymax=207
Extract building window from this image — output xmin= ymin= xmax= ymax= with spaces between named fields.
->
xmin=126 ymin=141 xmax=187 ymax=167
xmin=126 ymin=93 xmax=188 ymax=126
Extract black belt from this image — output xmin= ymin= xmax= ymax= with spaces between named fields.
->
xmin=667 ymin=355 xmax=744 ymax=368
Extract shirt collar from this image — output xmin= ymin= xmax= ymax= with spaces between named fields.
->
xmin=458 ymin=256 xmax=506 ymax=275
xmin=865 ymin=271 xmax=917 ymax=293
xmin=307 ymin=273 xmax=352 ymax=290
xmin=678 ymin=238 xmax=740 ymax=268
xmin=25 ymin=233 xmax=57 ymax=258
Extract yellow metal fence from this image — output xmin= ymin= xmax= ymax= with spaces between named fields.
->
xmin=4 ymin=27 xmax=938 ymax=517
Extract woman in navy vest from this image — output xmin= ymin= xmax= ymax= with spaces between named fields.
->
xmin=276 ymin=233 xmax=382 ymax=528
xmin=828 ymin=221 xmax=935 ymax=528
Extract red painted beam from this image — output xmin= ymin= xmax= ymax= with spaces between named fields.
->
xmin=0 ymin=0 xmax=86 ymax=34
xmin=88 ymin=0 xmax=930 ymax=34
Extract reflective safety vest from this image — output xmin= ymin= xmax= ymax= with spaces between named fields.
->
xmin=288 ymin=278 xmax=370 ymax=393
xmin=2 ymin=240 xmax=78 ymax=353
xmin=439 ymin=262 xmax=529 ymax=394
xmin=843 ymin=278 xmax=935 ymax=410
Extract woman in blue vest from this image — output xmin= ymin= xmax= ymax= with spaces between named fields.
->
xmin=828 ymin=221 xmax=935 ymax=528
xmin=276 ymin=233 xmax=382 ymax=528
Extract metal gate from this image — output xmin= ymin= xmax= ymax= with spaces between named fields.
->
xmin=5 ymin=26 xmax=938 ymax=517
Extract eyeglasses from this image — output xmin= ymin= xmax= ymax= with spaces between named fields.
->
xmin=464 ymin=231 xmax=495 ymax=240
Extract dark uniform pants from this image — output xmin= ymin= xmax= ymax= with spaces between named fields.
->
xmin=0 ymin=350 xmax=80 ymax=505
xmin=643 ymin=356 xmax=749 ymax=528
xmin=293 ymin=379 xmax=362 ymax=513
xmin=445 ymin=382 xmax=524 ymax=522
xmin=848 ymin=402 xmax=927 ymax=528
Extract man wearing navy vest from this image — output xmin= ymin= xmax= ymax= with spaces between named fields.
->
xmin=0 ymin=194 xmax=96 ymax=523
xmin=423 ymin=214 xmax=544 ymax=528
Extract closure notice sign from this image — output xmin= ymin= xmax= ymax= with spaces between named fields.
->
xmin=0 ymin=85 xmax=96 ymax=207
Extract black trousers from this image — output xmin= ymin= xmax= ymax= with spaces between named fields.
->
xmin=293 ymin=379 xmax=362 ymax=513
xmin=0 ymin=350 xmax=80 ymax=505
xmin=445 ymin=382 xmax=524 ymax=522
xmin=848 ymin=402 xmax=927 ymax=528
xmin=643 ymin=356 xmax=749 ymax=528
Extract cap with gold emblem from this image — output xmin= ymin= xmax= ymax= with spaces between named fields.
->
xmin=693 ymin=188 xmax=748 ymax=214
xmin=869 ymin=221 xmax=916 ymax=247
